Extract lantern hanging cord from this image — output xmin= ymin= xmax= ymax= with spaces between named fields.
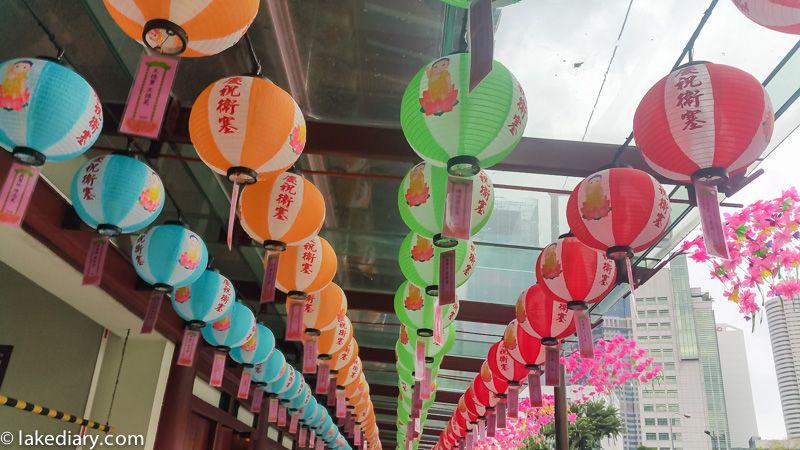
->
xmin=244 ymin=32 xmax=263 ymax=77
xmin=106 ymin=329 xmax=130 ymax=423
xmin=21 ymin=0 xmax=66 ymax=63
xmin=610 ymin=0 xmax=718 ymax=166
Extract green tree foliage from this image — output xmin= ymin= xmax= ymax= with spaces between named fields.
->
xmin=521 ymin=400 xmax=624 ymax=450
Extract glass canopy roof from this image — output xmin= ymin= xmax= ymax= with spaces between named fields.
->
xmin=3 ymin=0 xmax=800 ymax=446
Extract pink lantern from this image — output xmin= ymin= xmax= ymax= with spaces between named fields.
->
xmin=732 ymin=0 xmax=800 ymax=34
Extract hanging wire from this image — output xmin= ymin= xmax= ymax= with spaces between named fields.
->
xmin=20 ymin=0 xmax=66 ymax=63
xmin=106 ymin=329 xmax=130 ymax=423
xmin=244 ymin=32 xmax=263 ymax=77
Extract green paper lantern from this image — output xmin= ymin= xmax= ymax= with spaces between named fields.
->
xmin=398 ymin=161 xmax=494 ymax=239
xmin=398 ymin=232 xmax=476 ymax=294
xmin=394 ymin=280 xmax=460 ymax=335
xmin=397 ymin=324 xmax=456 ymax=367
xmin=400 ymin=52 xmax=527 ymax=176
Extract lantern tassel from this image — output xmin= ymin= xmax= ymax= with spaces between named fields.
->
xmin=528 ymin=370 xmax=543 ymax=407
xmin=544 ymin=345 xmax=560 ymax=386
xmin=278 ymin=405 xmax=287 ymax=427
xmin=303 ymin=334 xmax=318 ymax=374
xmin=0 ymin=162 xmax=40 ymax=227
xmin=260 ymin=250 xmax=280 ymax=303
xmin=237 ymin=368 xmax=252 ymax=399
xmin=176 ymin=326 xmax=201 ymax=367
xmin=285 ymin=300 xmax=304 ymax=341
xmin=507 ymin=385 xmax=519 ymax=419
xmin=82 ymin=236 xmax=110 ymax=285
xmin=226 ymin=182 xmax=241 ymax=251
xmin=210 ymin=349 xmax=227 ymax=387
xmin=140 ymin=290 xmax=165 ymax=334
xmin=316 ymin=362 xmax=330 ymax=394
xmin=290 ymin=412 xmax=299 ymax=433
xmin=309 ymin=430 xmax=316 ymax=447
xmin=250 ymin=388 xmax=264 ymax=413
xmin=575 ymin=309 xmax=595 ymax=359
xmin=268 ymin=396 xmax=279 ymax=423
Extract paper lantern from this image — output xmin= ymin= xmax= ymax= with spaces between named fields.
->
xmin=230 ymin=323 xmax=275 ymax=399
xmin=397 ymin=324 xmax=456 ymax=376
xmin=189 ymin=75 xmax=305 ymax=247
xmin=240 ymin=171 xmax=325 ymax=302
xmin=71 ymin=154 xmax=164 ymax=284
xmin=394 ymin=281 xmax=459 ymax=336
xmin=731 ymin=0 xmax=800 ymax=33
xmin=201 ymin=301 xmax=257 ymax=387
xmin=633 ymin=62 xmax=772 ymax=257
xmin=254 ymin=350 xmax=286 ymax=386
xmin=398 ymin=161 xmax=494 ymax=240
xmin=276 ymin=236 xmax=337 ymax=299
xmin=102 ymin=0 xmax=259 ymax=57
xmin=398 ymin=232 xmax=476 ymax=295
xmin=298 ymin=283 xmax=347 ymax=374
xmin=502 ymin=320 xmax=542 ymax=369
xmin=566 ymin=167 xmax=669 ymax=298
xmin=518 ymin=284 xmax=575 ymax=344
xmin=132 ymin=222 xmax=208 ymax=333
xmin=400 ymin=53 xmax=526 ymax=176
xmin=171 ymin=268 xmax=235 ymax=366
xmin=478 ymin=359 xmax=508 ymax=395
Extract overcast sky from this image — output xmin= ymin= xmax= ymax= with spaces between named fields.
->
xmin=493 ymin=0 xmax=799 ymax=440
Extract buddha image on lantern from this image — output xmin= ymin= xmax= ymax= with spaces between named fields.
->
xmin=480 ymin=361 xmax=493 ymax=383
xmin=145 ymin=28 xmax=184 ymax=55
xmin=410 ymin=235 xmax=434 ymax=262
xmin=503 ymin=325 xmax=517 ymax=350
xmin=404 ymin=283 xmax=424 ymax=311
xmin=0 ymin=60 xmax=32 ymax=111
xmin=139 ymin=172 xmax=163 ymax=212
xmin=404 ymin=164 xmax=430 ymax=207
xmin=173 ymin=286 xmax=190 ymax=303
xmin=419 ymin=57 xmax=459 ymax=116
xmin=241 ymin=334 xmax=257 ymax=352
xmin=179 ymin=235 xmax=202 ymax=270
xmin=580 ymin=174 xmax=612 ymax=220
xmin=289 ymin=124 xmax=306 ymax=154
xmin=213 ymin=316 xmax=231 ymax=331
xmin=399 ymin=325 xmax=409 ymax=345
xmin=515 ymin=298 xmax=526 ymax=323
xmin=539 ymin=243 xmax=562 ymax=279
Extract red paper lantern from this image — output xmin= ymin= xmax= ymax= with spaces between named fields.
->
xmin=516 ymin=284 xmax=575 ymax=345
xmin=502 ymin=319 xmax=543 ymax=369
xmin=462 ymin=385 xmax=485 ymax=418
xmin=732 ymin=0 xmax=800 ymax=34
xmin=479 ymin=360 xmax=508 ymax=395
xmin=535 ymin=235 xmax=617 ymax=310
xmin=471 ymin=375 xmax=498 ymax=408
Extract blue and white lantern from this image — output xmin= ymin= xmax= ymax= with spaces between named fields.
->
xmin=201 ymin=301 xmax=256 ymax=388
xmin=132 ymin=222 xmax=208 ymax=292
xmin=288 ymin=384 xmax=312 ymax=412
xmin=0 ymin=58 xmax=102 ymax=165
xmin=230 ymin=323 xmax=275 ymax=367
xmin=71 ymin=154 xmax=164 ymax=235
xmin=171 ymin=269 xmax=234 ymax=327
xmin=254 ymin=350 xmax=286 ymax=387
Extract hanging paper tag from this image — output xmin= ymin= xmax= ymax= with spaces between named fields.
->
xmin=355 ymin=425 xmax=362 ymax=445
xmin=465 ymin=432 xmax=473 ymax=450
xmin=290 ymin=413 xmax=299 ymax=433
xmin=286 ymin=300 xmax=304 ymax=341
xmin=528 ymin=371 xmax=542 ymax=407
xmin=278 ymin=405 xmax=287 ymax=427
xmin=299 ymin=427 xmax=307 ymax=448
xmin=496 ymin=399 xmax=506 ymax=429
xmin=487 ymin=411 xmax=496 ymax=437
xmin=303 ymin=335 xmax=318 ymax=374
xmin=210 ymin=350 xmax=226 ymax=387
xmin=82 ymin=236 xmax=110 ymax=285
xmin=625 ymin=258 xmax=638 ymax=318
xmin=140 ymin=290 xmax=165 ymax=334
xmin=315 ymin=437 xmax=324 ymax=450
xmin=119 ymin=54 xmax=179 ymax=139
xmin=695 ymin=181 xmax=730 ymax=259
xmin=443 ymin=176 xmax=473 ymax=240
xmin=260 ymin=251 xmax=280 ymax=303
xmin=0 ymin=162 xmax=39 ymax=227
xmin=309 ymin=430 xmax=316 ymax=447
xmin=316 ymin=363 xmax=330 ymax=395
xmin=226 ymin=182 xmax=240 ymax=250
xmin=407 ymin=422 xmax=415 ymax=441
xmin=458 ymin=439 xmax=465 ymax=450
xmin=415 ymin=338 xmax=425 ymax=381
xmin=237 ymin=369 xmax=252 ymax=399
xmin=433 ymin=299 xmax=443 ymax=346
xmin=177 ymin=327 xmax=201 ymax=367
xmin=576 ymin=310 xmax=595 ymax=359
xmin=439 ymin=249 xmax=457 ymax=305
xmin=545 ymin=346 xmax=560 ymax=386
xmin=507 ymin=386 xmax=519 ymax=419
xmin=477 ymin=419 xmax=485 ymax=441
xmin=412 ymin=382 xmax=422 ymax=416
xmin=250 ymin=388 xmax=264 ymax=413
xmin=421 ymin=367 xmax=431 ymax=400
xmin=336 ymin=389 xmax=346 ymax=418
xmin=345 ymin=415 xmax=353 ymax=435
xmin=327 ymin=380 xmax=336 ymax=406
xmin=268 ymin=397 xmax=279 ymax=423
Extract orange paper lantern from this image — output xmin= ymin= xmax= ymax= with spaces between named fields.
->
xmin=276 ymin=236 xmax=337 ymax=299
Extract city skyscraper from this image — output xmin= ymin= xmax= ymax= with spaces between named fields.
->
xmin=765 ymin=298 xmax=800 ymax=439
xmin=715 ymin=323 xmax=759 ymax=449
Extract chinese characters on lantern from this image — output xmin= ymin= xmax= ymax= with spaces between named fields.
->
xmin=673 ymin=66 xmax=707 ymax=131
xmin=475 ymin=172 xmax=491 ymax=216
xmin=274 ymin=174 xmax=298 ymax=221
xmin=301 ymin=238 xmax=318 ymax=275
xmin=215 ymin=279 xmax=232 ymax=313
xmin=76 ymin=96 xmax=103 ymax=147
xmin=506 ymin=84 xmax=528 ymax=136
xmin=79 ymin=155 xmax=105 ymax=201
xmin=216 ymin=77 xmax=242 ymax=135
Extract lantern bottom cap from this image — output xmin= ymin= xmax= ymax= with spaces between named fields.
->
xmin=153 ymin=282 xmax=173 ymax=293
xmin=692 ymin=167 xmax=729 ymax=186
xmin=186 ymin=320 xmax=205 ymax=328
xmin=226 ymin=166 xmax=259 ymax=185
xmin=288 ymin=290 xmax=309 ymax=300
xmin=425 ymin=285 xmax=439 ymax=296
xmin=433 ymin=234 xmax=459 ymax=249
xmin=264 ymin=240 xmax=287 ymax=252
xmin=12 ymin=147 xmax=45 ymax=166
xmin=305 ymin=328 xmax=321 ymax=336
xmin=540 ymin=337 xmax=558 ymax=346
xmin=447 ymin=156 xmax=480 ymax=177
xmin=606 ymin=246 xmax=633 ymax=259
xmin=416 ymin=328 xmax=433 ymax=338
xmin=97 ymin=224 xmax=122 ymax=237
xmin=566 ymin=300 xmax=588 ymax=311
xmin=141 ymin=19 xmax=187 ymax=56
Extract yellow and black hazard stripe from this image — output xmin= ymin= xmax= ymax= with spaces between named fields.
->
xmin=0 ymin=395 xmax=113 ymax=433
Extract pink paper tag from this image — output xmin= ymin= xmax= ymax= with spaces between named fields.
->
xmin=237 ymin=369 xmax=252 ymax=399
xmin=695 ymin=181 xmax=730 ymax=259
xmin=299 ymin=427 xmax=307 ymax=448
xmin=140 ymin=290 xmax=164 ymax=334
xmin=290 ymin=413 xmax=299 ymax=433
xmin=528 ymin=371 xmax=542 ymax=406
xmin=0 ymin=162 xmax=39 ymax=227
xmin=336 ymin=389 xmax=346 ymax=418
xmin=507 ymin=386 xmax=519 ymax=419
xmin=415 ymin=339 xmax=425 ymax=381
xmin=303 ymin=335 xmax=318 ymax=374
xmin=443 ymin=176 xmax=473 ymax=240
xmin=433 ymin=299 xmax=443 ymax=346
xmin=421 ymin=367 xmax=431 ymax=400
xmin=316 ymin=363 xmax=330 ymax=394
xmin=465 ymin=433 xmax=473 ymax=450
xmin=477 ymin=419 xmax=485 ymax=440
xmin=260 ymin=251 xmax=280 ymax=303
xmin=545 ymin=346 xmax=560 ymax=386
xmin=309 ymin=430 xmax=316 ymax=447
xmin=576 ymin=310 xmax=595 ymax=359
xmin=469 ymin=0 xmax=494 ymax=91
xmin=268 ymin=397 xmax=279 ymax=423
xmin=210 ymin=350 xmax=226 ymax=387
xmin=327 ymin=381 xmax=336 ymax=406
xmin=439 ymin=250 xmax=457 ymax=305
xmin=414 ymin=417 xmax=420 ymax=435
xmin=487 ymin=411 xmax=496 ymax=437
xmin=496 ymin=400 xmax=506 ymax=429
xmin=458 ymin=438 xmax=465 ymax=450
xmin=412 ymin=382 xmax=422 ymax=416
xmin=315 ymin=437 xmax=324 ymax=450
xmin=250 ymin=389 xmax=264 ymax=413
xmin=354 ymin=425 xmax=361 ymax=445
xmin=119 ymin=54 xmax=179 ymax=139
xmin=82 ymin=236 xmax=110 ymax=285
xmin=278 ymin=405 xmax=287 ymax=427
xmin=226 ymin=183 xmax=240 ymax=251
xmin=286 ymin=301 xmax=304 ymax=341
xmin=177 ymin=327 xmax=201 ymax=367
